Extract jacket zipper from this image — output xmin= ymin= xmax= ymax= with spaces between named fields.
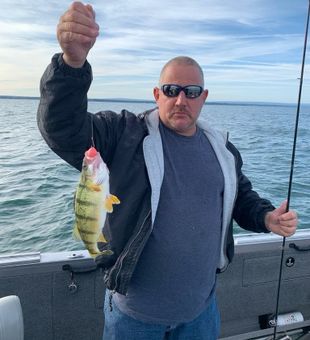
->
xmin=109 ymin=210 xmax=151 ymax=311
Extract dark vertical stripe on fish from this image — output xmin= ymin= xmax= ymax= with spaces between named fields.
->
xmin=75 ymin=214 xmax=98 ymax=221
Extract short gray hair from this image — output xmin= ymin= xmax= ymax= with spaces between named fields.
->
xmin=159 ymin=56 xmax=204 ymax=87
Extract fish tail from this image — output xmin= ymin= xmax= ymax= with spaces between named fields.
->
xmin=88 ymin=249 xmax=114 ymax=258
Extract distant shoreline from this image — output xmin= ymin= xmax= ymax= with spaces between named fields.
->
xmin=1 ymin=95 xmax=309 ymax=108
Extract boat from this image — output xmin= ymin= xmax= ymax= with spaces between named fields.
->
xmin=1 ymin=229 xmax=310 ymax=340
xmin=2 ymin=4 xmax=310 ymax=337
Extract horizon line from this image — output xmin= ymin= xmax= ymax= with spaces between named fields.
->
xmin=0 ymin=95 xmax=309 ymax=107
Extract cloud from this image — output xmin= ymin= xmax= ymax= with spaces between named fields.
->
xmin=0 ymin=0 xmax=309 ymax=103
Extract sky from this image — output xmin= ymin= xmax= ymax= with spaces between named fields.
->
xmin=0 ymin=0 xmax=309 ymax=104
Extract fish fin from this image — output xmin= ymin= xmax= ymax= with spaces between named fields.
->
xmin=89 ymin=184 xmax=101 ymax=192
xmin=97 ymin=232 xmax=108 ymax=243
xmin=101 ymin=249 xmax=114 ymax=256
xmin=104 ymin=198 xmax=113 ymax=212
xmin=110 ymin=194 xmax=120 ymax=204
xmin=89 ymin=249 xmax=113 ymax=258
xmin=104 ymin=194 xmax=120 ymax=212
xmin=72 ymin=224 xmax=81 ymax=240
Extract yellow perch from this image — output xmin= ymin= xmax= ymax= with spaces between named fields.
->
xmin=73 ymin=146 xmax=120 ymax=258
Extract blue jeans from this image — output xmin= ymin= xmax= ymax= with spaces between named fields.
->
xmin=103 ymin=291 xmax=220 ymax=340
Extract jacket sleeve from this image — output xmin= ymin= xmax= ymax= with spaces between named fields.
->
xmin=229 ymin=142 xmax=275 ymax=233
xmin=37 ymin=53 xmax=122 ymax=170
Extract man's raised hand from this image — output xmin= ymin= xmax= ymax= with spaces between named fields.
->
xmin=57 ymin=2 xmax=99 ymax=68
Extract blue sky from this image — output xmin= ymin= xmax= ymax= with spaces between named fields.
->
xmin=0 ymin=0 xmax=309 ymax=103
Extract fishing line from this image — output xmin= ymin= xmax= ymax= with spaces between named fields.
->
xmin=90 ymin=114 xmax=95 ymax=147
xmin=273 ymin=1 xmax=310 ymax=339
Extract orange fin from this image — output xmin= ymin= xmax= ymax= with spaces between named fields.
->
xmin=110 ymin=194 xmax=120 ymax=204
xmin=89 ymin=184 xmax=101 ymax=192
xmin=104 ymin=194 xmax=120 ymax=212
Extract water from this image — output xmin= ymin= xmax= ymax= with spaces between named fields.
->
xmin=0 ymin=98 xmax=309 ymax=255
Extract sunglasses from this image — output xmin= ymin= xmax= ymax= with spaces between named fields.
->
xmin=161 ymin=84 xmax=203 ymax=99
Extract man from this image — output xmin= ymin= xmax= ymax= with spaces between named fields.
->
xmin=37 ymin=2 xmax=298 ymax=340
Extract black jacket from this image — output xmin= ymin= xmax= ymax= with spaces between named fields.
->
xmin=37 ymin=53 xmax=274 ymax=294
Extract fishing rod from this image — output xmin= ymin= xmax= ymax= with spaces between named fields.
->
xmin=272 ymin=1 xmax=310 ymax=339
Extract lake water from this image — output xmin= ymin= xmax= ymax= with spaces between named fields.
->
xmin=0 ymin=98 xmax=309 ymax=254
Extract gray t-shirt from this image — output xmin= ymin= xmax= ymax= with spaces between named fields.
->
xmin=115 ymin=122 xmax=224 ymax=325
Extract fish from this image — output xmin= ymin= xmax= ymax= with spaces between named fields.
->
xmin=73 ymin=146 xmax=120 ymax=258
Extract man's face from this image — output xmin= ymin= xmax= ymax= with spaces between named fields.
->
xmin=153 ymin=63 xmax=208 ymax=136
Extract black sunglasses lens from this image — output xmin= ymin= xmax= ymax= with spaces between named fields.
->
xmin=162 ymin=85 xmax=181 ymax=97
xmin=184 ymin=86 xmax=202 ymax=98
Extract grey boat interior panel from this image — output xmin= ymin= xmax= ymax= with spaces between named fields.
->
xmin=0 ymin=231 xmax=309 ymax=340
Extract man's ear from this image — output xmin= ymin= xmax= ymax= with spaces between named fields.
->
xmin=153 ymin=87 xmax=160 ymax=102
xmin=202 ymin=89 xmax=209 ymax=100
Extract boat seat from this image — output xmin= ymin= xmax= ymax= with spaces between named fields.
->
xmin=0 ymin=295 xmax=24 ymax=340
